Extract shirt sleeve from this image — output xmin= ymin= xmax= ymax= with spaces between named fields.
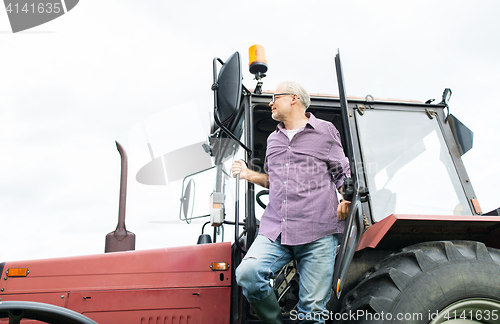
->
xmin=327 ymin=123 xmax=351 ymax=190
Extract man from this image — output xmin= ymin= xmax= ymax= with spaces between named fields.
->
xmin=233 ymin=80 xmax=351 ymax=324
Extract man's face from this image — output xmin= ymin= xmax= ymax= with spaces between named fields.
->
xmin=269 ymin=86 xmax=292 ymax=121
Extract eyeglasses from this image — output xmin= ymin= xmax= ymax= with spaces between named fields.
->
xmin=272 ymin=93 xmax=295 ymax=103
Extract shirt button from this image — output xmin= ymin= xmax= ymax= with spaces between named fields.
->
xmin=283 ymin=200 xmax=286 ymax=203
xmin=285 ymin=163 xmax=288 ymax=166
xmin=282 ymin=219 xmax=286 ymax=222
xmin=288 ymin=146 xmax=291 ymax=149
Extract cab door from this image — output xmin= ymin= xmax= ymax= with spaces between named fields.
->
xmin=332 ymin=52 xmax=367 ymax=299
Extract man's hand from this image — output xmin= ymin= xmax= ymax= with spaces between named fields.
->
xmin=337 ymin=200 xmax=351 ymax=220
xmin=232 ymin=160 xmax=270 ymax=188
xmin=232 ymin=160 xmax=248 ymax=180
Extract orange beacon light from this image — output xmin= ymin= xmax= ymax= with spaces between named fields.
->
xmin=249 ymin=45 xmax=268 ymax=94
xmin=249 ymin=44 xmax=268 ymax=76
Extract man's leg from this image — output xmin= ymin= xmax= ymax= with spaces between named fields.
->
xmin=236 ymin=234 xmax=292 ymax=323
xmin=293 ymin=234 xmax=337 ymax=324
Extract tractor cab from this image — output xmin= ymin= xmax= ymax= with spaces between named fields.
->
xmin=176 ymin=46 xmax=491 ymax=322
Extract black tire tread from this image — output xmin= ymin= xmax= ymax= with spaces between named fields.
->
xmin=341 ymin=240 xmax=500 ymax=323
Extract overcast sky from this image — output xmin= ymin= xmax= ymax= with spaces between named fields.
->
xmin=1 ymin=0 xmax=499 ymax=262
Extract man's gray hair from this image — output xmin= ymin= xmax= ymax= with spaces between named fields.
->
xmin=278 ymin=80 xmax=311 ymax=110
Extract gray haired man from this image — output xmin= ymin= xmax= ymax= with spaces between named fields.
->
xmin=233 ymin=81 xmax=351 ymax=323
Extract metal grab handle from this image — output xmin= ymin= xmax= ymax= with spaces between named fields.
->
xmin=234 ymin=173 xmax=246 ymax=254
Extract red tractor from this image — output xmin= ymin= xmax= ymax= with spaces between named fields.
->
xmin=1 ymin=47 xmax=499 ymax=324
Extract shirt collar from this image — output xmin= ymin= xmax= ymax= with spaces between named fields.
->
xmin=276 ymin=112 xmax=317 ymax=132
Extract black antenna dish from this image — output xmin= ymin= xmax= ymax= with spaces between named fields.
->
xmin=215 ymin=52 xmax=242 ymax=126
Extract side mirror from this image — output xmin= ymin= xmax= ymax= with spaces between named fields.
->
xmin=179 ymin=179 xmax=195 ymax=222
xmin=215 ymin=51 xmax=242 ymax=126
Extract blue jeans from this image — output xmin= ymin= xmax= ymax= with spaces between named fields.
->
xmin=236 ymin=234 xmax=337 ymax=324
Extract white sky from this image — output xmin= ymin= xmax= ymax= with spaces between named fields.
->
xmin=1 ymin=0 xmax=499 ymax=262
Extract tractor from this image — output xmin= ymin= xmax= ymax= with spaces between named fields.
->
xmin=1 ymin=46 xmax=499 ymax=324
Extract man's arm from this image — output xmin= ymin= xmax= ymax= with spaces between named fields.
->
xmin=232 ymin=160 xmax=270 ymax=189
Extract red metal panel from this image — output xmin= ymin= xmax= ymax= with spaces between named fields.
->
xmin=0 ymin=242 xmax=232 ymax=323
xmin=357 ymin=214 xmax=500 ymax=251
xmin=0 ymin=292 xmax=67 ymax=307
xmin=1 ymin=242 xmax=231 ymax=294
xmin=356 ymin=215 xmax=398 ymax=251
xmin=0 ymin=293 xmax=68 ymax=323
xmin=87 ymin=308 xmax=201 ymax=324
xmin=3 ymin=242 xmax=231 ymax=276
xmin=2 ymin=271 xmax=229 ymax=294
xmin=66 ymin=287 xmax=230 ymax=324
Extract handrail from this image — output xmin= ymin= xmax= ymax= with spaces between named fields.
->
xmin=234 ymin=174 xmax=246 ymax=254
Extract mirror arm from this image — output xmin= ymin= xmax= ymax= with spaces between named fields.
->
xmin=213 ymin=108 xmax=252 ymax=155
xmin=242 ymin=84 xmax=251 ymax=96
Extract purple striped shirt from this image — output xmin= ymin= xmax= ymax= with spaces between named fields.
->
xmin=259 ymin=113 xmax=350 ymax=245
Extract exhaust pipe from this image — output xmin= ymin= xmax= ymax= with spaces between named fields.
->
xmin=105 ymin=141 xmax=136 ymax=253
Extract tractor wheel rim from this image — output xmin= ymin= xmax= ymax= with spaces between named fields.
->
xmin=429 ymin=298 xmax=500 ymax=324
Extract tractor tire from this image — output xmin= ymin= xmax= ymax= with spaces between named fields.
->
xmin=340 ymin=241 xmax=500 ymax=324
